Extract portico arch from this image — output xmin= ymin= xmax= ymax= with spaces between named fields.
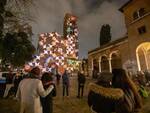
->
xmin=136 ymin=42 xmax=150 ymax=71
xmin=101 ymin=55 xmax=109 ymax=72
xmin=110 ymin=51 xmax=122 ymax=70
xmin=93 ymin=58 xmax=99 ymax=72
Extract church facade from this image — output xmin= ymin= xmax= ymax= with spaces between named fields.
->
xmin=88 ymin=0 xmax=150 ymax=76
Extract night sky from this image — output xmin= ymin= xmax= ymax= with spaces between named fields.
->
xmin=30 ymin=0 xmax=129 ymax=59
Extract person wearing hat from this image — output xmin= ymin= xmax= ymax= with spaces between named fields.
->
xmin=16 ymin=67 xmax=54 ymax=113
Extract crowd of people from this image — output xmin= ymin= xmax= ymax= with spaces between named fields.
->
xmin=133 ymin=70 xmax=150 ymax=87
xmin=2 ymin=66 xmax=150 ymax=113
xmin=1 ymin=66 xmax=86 ymax=113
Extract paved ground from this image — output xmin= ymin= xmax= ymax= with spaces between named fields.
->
xmin=53 ymin=76 xmax=94 ymax=113
xmin=0 ymin=76 xmax=150 ymax=113
xmin=0 ymin=76 xmax=94 ymax=113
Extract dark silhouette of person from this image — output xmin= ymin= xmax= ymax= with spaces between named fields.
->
xmin=55 ymin=73 xmax=61 ymax=85
xmin=3 ymin=71 xmax=14 ymax=98
xmin=40 ymin=72 xmax=56 ymax=113
xmin=77 ymin=71 xmax=86 ymax=98
xmin=13 ymin=72 xmax=23 ymax=95
xmin=62 ymin=70 xmax=69 ymax=97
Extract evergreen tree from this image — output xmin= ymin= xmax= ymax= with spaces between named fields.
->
xmin=0 ymin=0 xmax=7 ymax=37
xmin=1 ymin=32 xmax=35 ymax=67
xmin=0 ymin=0 xmax=35 ymax=68
xmin=99 ymin=24 xmax=111 ymax=46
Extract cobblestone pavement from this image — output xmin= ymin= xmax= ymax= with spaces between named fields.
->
xmin=0 ymin=76 xmax=150 ymax=113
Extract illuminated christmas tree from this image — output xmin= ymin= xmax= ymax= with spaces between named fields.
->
xmin=29 ymin=13 xmax=79 ymax=73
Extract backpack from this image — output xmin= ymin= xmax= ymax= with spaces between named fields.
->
xmin=139 ymin=85 xmax=149 ymax=98
xmin=115 ymin=89 xmax=135 ymax=113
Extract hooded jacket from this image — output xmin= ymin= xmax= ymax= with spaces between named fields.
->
xmin=88 ymin=83 xmax=124 ymax=113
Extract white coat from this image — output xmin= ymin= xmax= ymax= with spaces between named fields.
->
xmin=16 ymin=78 xmax=54 ymax=113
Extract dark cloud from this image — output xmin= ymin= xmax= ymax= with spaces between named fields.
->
xmin=84 ymin=0 xmax=112 ymax=11
xmin=30 ymin=0 xmax=129 ymax=58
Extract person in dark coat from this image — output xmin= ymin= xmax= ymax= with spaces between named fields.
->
xmin=144 ymin=70 xmax=150 ymax=85
xmin=62 ymin=70 xmax=69 ymax=97
xmin=3 ymin=71 xmax=14 ymax=98
xmin=88 ymin=71 xmax=124 ymax=113
xmin=40 ymin=72 xmax=56 ymax=113
xmin=55 ymin=73 xmax=61 ymax=85
xmin=77 ymin=71 xmax=86 ymax=98
xmin=13 ymin=72 xmax=23 ymax=95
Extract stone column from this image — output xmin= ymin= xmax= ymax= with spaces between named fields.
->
xmin=91 ymin=59 xmax=93 ymax=71
xmin=89 ymin=59 xmax=93 ymax=77
xmin=144 ymin=51 xmax=149 ymax=70
xmin=108 ymin=57 xmax=112 ymax=72
xmin=136 ymin=52 xmax=141 ymax=71
xmin=99 ymin=59 xmax=101 ymax=73
xmin=146 ymin=51 xmax=150 ymax=70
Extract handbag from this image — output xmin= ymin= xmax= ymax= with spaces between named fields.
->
xmin=139 ymin=85 xmax=149 ymax=98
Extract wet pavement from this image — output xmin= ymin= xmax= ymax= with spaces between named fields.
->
xmin=0 ymin=76 xmax=94 ymax=113
xmin=0 ymin=76 xmax=150 ymax=113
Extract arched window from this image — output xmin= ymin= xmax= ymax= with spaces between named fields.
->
xmin=139 ymin=8 xmax=146 ymax=17
xmin=133 ymin=11 xmax=138 ymax=20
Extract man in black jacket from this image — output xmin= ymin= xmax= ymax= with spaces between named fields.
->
xmin=77 ymin=71 xmax=86 ymax=98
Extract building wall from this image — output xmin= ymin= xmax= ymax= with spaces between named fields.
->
xmin=122 ymin=0 xmax=150 ymax=71
xmin=88 ymin=39 xmax=129 ymax=76
xmin=123 ymin=0 xmax=150 ymax=27
xmin=128 ymin=15 xmax=150 ymax=65
xmin=88 ymin=0 xmax=150 ymax=76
